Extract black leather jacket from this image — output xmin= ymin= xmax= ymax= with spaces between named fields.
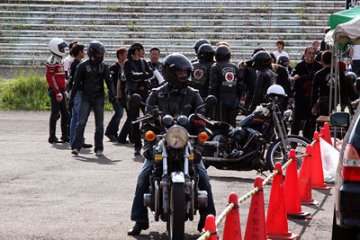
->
xmin=208 ymin=60 xmax=243 ymax=100
xmin=146 ymin=83 xmax=204 ymax=117
xmin=71 ymin=59 xmax=115 ymax=99
xmin=191 ymin=59 xmax=214 ymax=98
xmin=249 ymin=68 xmax=277 ymax=112
xmin=124 ymin=58 xmax=153 ymax=93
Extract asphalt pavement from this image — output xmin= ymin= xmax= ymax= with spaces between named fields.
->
xmin=0 ymin=111 xmax=334 ymax=239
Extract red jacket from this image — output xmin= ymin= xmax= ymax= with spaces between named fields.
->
xmin=46 ymin=55 xmax=66 ymax=94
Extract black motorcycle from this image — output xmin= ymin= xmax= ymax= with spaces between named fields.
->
xmin=198 ymin=89 xmax=310 ymax=172
xmin=130 ymin=95 xmax=209 ymax=240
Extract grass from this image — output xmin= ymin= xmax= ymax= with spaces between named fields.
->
xmin=0 ymin=72 xmax=112 ymax=111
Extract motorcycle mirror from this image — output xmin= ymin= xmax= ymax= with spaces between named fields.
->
xmin=205 ymin=95 xmax=217 ymax=108
xmin=128 ymin=93 xmax=142 ymax=109
xmin=162 ymin=115 xmax=174 ymax=128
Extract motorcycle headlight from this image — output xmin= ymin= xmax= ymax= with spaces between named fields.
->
xmin=165 ymin=125 xmax=189 ymax=149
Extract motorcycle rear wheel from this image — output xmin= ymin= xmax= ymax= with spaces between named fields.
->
xmin=167 ymin=183 xmax=185 ymax=240
xmin=266 ymin=135 xmax=310 ymax=172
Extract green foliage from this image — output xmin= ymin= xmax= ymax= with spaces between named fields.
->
xmin=0 ymin=72 xmax=50 ymax=110
xmin=0 ymin=72 xmax=113 ymax=111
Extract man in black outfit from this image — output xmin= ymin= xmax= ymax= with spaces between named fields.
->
xmin=208 ymin=45 xmax=243 ymax=127
xmin=127 ymin=53 xmax=216 ymax=236
xmin=105 ymin=48 xmax=127 ymax=142
xmin=124 ymin=43 xmax=153 ymax=156
xmin=191 ymin=43 xmax=215 ymax=99
xmin=69 ymin=41 xmax=116 ymax=156
xmin=291 ymin=46 xmax=322 ymax=140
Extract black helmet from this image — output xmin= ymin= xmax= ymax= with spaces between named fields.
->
xmin=163 ymin=53 xmax=193 ymax=89
xmin=193 ymin=39 xmax=210 ymax=54
xmin=197 ymin=44 xmax=215 ymax=62
xmin=277 ymin=56 xmax=290 ymax=67
xmin=88 ymin=41 xmax=105 ymax=63
xmin=251 ymin=51 xmax=272 ymax=69
xmin=215 ymin=45 xmax=231 ymax=61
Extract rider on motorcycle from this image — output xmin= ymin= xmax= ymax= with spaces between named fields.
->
xmin=128 ymin=53 xmax=216 ymax=236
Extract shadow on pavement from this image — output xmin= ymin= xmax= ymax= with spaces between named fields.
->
xmin=51 ymin=143 xmax=70 ymax=150
xmin=210 ymin=175 xmax=255 ymax=183
xmin=73 ymin=155 xmax=120 ymax=165
xmin=289 ymin=189 xmax=332 ymax=237
xmin=132 ymin=231 xmax=200 ymax=239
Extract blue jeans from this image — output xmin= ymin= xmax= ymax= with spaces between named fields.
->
xmin=130 ymin=159 xmax=216 ymax=229
xmin=72 ymin=95 xmax=104 ymax=152
xmin=70 ymin=92 xmax=82 ymax=145
xmin=105 ymin=102 xmax=124 ymax=136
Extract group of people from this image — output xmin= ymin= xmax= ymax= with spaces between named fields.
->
xmin=45 ymin=36 xmax=360 ymax=236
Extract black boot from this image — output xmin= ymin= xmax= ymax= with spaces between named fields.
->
xmin=127 ymin=221 xmax=149 ymax=236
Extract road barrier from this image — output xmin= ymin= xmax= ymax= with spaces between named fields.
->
xmin=197 ymin=127 xmax=336 ymax=240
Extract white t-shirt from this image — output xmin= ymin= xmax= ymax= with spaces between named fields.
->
xmin=63 ymin=55 xmax=74 ymax=72
xmin=273 ymin=50 xmax=289 ymax=60
xmin=351 ymin=45 xmax=360 ymax=60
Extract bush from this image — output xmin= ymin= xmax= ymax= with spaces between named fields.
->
xmin=0 ymin=72 xmax=50 ymax=110
xmin=0 ymin=72 xmax=113 ymax=111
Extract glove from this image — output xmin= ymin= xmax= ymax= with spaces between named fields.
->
xmin=56 ymin=93 xmax=63 ymax=102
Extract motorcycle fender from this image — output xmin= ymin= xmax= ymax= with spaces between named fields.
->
xmin=171 ymin=172 xmax=185 ymax=183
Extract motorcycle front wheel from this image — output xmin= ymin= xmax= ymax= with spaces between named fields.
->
xmin=167 ymin=183 xmax=185 ymax=240
xmin=266 ymin=135 xmax=310 ymax=172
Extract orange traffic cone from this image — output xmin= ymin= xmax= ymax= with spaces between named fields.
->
xmin=204 ymin=214 xmax=218 ymax=240
xmin=298 ymin=145 xmax=318 ymax=205
xmin=323 ymin=122 xmax=332 ymax=145
xmin=244 ymin=177 xmax=266 ymax=240
xmin=267 ymin=162 xmax=299 ymax=240
xmin=223 ymin=193 xmax=242 ymax=240
xmin=311 ymin=132 xmax=332 ymax=190
xmin=284 ymin=149 xmax=311 ymax=219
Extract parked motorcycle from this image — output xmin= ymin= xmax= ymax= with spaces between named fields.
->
xmin=199 ymin=85 xmax=310 ymax=172
xmin=130 ymin=94 xmax=209 ymax=240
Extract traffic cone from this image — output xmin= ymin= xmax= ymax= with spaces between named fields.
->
xmin=244 ymin=177 xmax=266 ymax=240
xmin=266 ymin=162 xmax=299 ymax=240
xmin=298 ymin=145 xmax=318 ymax=205
xmin=204 ymin=214 xmax=218 ymax=240
xmin=323 ymin=122 xmax=332 ymax=145
xmin=223 ymin=193 xmax=242 ymax=240
xmin=311 ymin=132 xmax=332 ymax=190
xmin=284 ymin=149 xmax=311 ymax=219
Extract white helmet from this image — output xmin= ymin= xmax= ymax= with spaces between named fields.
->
xmin=266 ymin=84 xmax=287 ymax=97
xmin=49 ymin=38 xmax=68 ymax=57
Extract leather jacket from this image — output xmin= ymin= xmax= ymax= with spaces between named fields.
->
xmin=70 ymin=59 xmax=115 ymax=99
xmin=208 ymin=60 xmax=243 ymax=100
xmin=146 ymin=83 xmax=204 ymax=117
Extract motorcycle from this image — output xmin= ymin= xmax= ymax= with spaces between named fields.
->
xmin=130 ymin=94 xmax=209 ymax=240
xmin=198 ymin=86 xmax=311 ymax=172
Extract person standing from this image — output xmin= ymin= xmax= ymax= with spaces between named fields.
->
xmin=63 ymin=41 xmax=78 ymax=81
xmin=124 ymin=43 xmax=153 ymax=156
xmin=209 ymin=45 xmax=243 ymax=127
xmin=69 ymin=41 xmax=116 ymax=156
xmin=350 ymin=44 xmax=360 ymax=76
xmin=147 ymin=47 xmax=164 ymax=89
xmin=46 ymin=38 xmax=70 ymax=144
xmin=273 ymin=39 xmax=289 ymax=60
xmin=66 ymin=43 xmax=92 ymax=149
xmin=191 ymin=43 xmax=215 ymax=99
xmin=291 ymin=46 xmax=322 ymax=140
xmin=105 ymin=48 xmax=127 ymax=142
